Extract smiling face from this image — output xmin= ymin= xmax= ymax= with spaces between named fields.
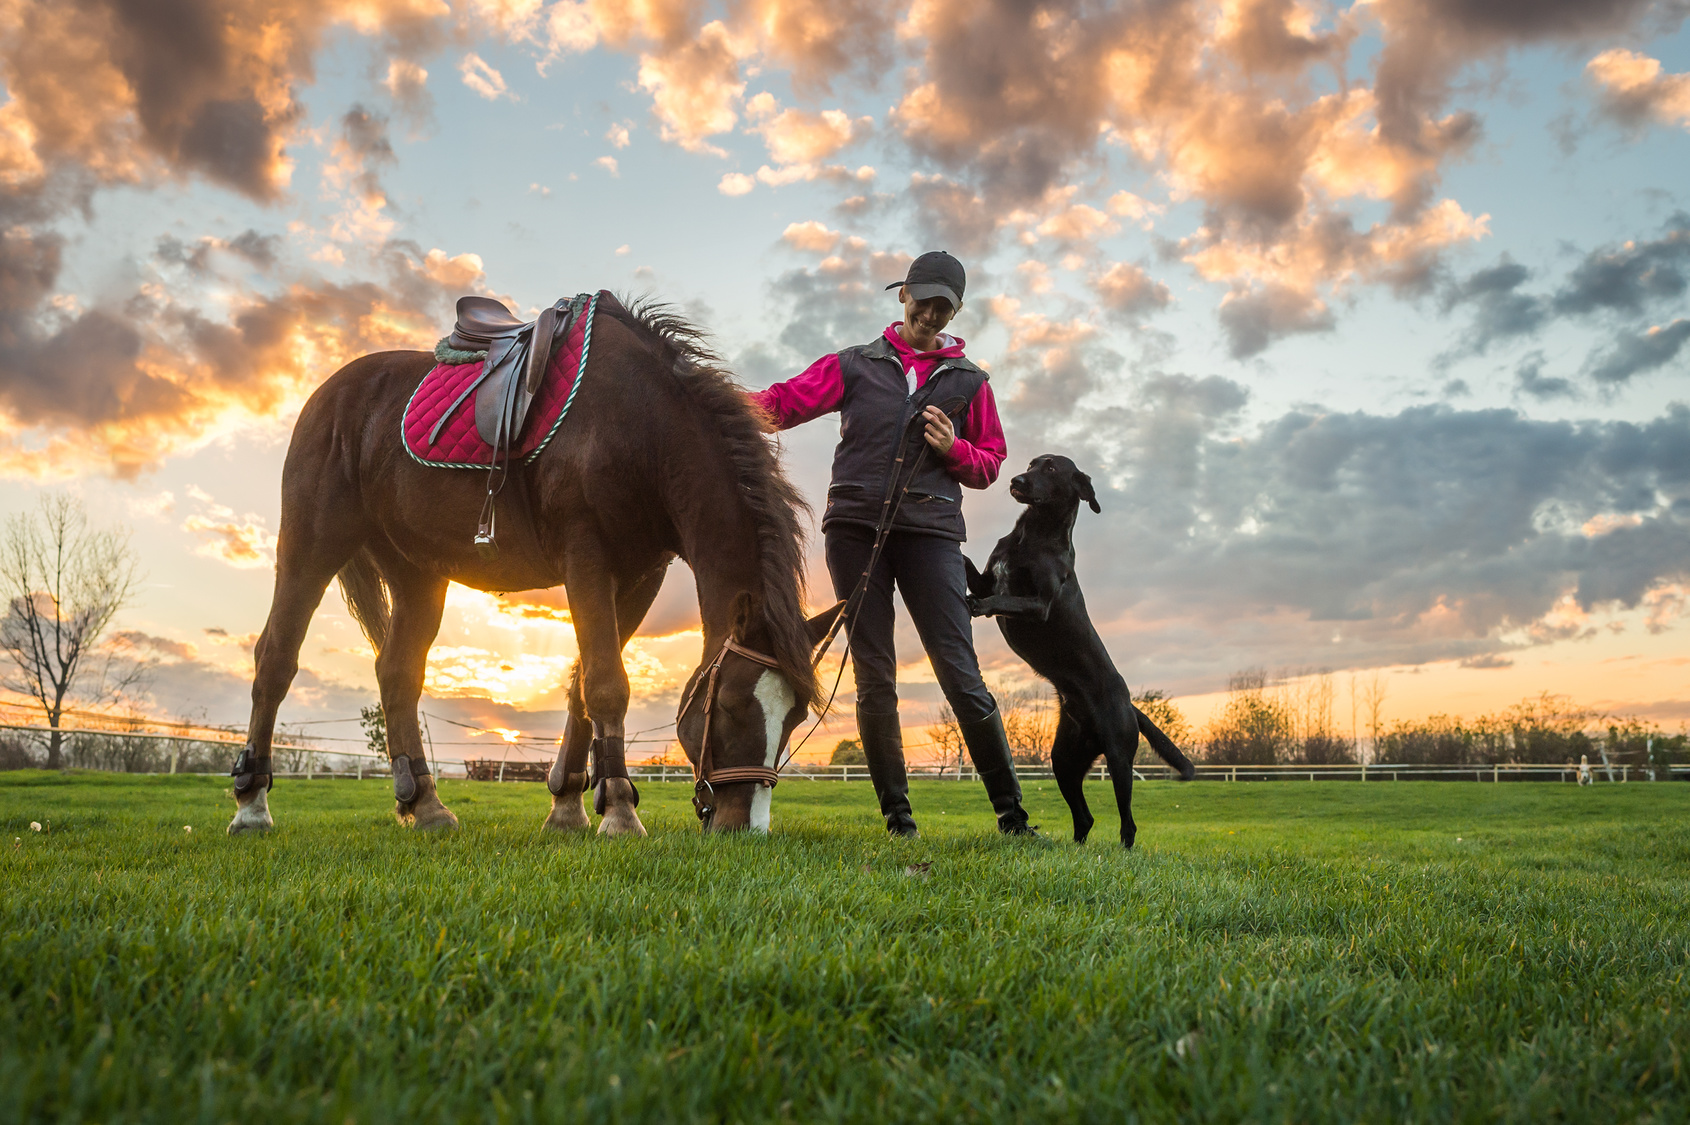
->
xmin=1008 ymin=454 xmax=1100 ymax=513
xmin=676 ymin=651 xmax=807 ymax=833
xmin=898 ymin=288 xmax=958 ymax=351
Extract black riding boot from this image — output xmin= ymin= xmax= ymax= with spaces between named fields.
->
xmin=960 ymin=707 xmax=1035 ymax=835
xmin=858 ymin=706 xmax=918 ymax=837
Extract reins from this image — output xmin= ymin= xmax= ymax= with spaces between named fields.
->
xmin=683 ymin=415 xmax=935 ymax=822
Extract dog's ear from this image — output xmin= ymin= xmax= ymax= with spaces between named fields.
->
xmin=1076 ymin=471 xmax=1101 ymax=513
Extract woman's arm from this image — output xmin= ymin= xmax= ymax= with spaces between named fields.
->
xmin=940 ymin=380 xmax=1006 ymax=489
xmin=748 ymin=353 xmax=844 ymax=431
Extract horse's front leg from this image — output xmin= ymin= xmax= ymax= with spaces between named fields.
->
xmin=545 ymin=562 xmax=669 ymax=833
xmin=565 ymin=546 xmax=645 ymax=838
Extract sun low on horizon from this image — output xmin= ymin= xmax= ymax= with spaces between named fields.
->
xmin=0 ymin=0 xmax=1685 ymax=760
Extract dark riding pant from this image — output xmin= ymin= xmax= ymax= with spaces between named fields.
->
xmin=825 ymin=525 xmax=996 ymax=723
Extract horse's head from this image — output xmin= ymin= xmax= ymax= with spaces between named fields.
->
xmin=678 ymin=596 xmax=844 ymax=833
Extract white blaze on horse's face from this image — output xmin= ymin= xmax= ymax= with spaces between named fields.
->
xmin=748 ymin=669 xmax=795 ymax=833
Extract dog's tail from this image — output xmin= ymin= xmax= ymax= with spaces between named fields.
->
xmin=1134 ymin=705 xmax=1197 ymax=781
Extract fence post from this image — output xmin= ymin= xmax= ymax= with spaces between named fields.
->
xmin=307 ymin=752 xmax=315 ymax=780
xmin=357 ymin=759 xmax=364 ymax=780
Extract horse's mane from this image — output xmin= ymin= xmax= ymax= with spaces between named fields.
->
xmin=602 ymin=295 xmax=821 ymax=710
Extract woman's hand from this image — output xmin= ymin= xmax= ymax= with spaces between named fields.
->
xmin=922 ymin=405 xmax=955 ymax=455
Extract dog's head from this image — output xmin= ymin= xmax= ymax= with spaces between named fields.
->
xmin=1007 ymin=454 xmax=1100 ymax=514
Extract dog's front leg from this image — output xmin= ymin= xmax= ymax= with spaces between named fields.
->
xmin=970 ymin=593 xmax=1052 ymax=619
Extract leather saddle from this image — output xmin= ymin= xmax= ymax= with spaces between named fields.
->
xmin=439 ymin=295 xmax=579 ymax=449
xmin=437 ymin=294 xmax=586 ymax=559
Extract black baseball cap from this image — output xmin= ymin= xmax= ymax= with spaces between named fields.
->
xmin=885 ymin=250 xmax=965 ymax=310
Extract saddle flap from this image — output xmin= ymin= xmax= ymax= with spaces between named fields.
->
xmin=526 ymin=305 xmax=562 ymax=395
xmin=473 ymin=335 xmax=535 ymax=447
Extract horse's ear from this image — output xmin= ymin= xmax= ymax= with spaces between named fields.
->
xmin=1076 ymin=471 xmax=1101 ymax=513
xmin=729 ymin=591 xmax=758 ymax=640
xmin=805 ymin=600 xmax=847 ymax=649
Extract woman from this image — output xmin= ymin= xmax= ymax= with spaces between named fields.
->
xmin=750 ymin=251 xmax=1033 ymax=837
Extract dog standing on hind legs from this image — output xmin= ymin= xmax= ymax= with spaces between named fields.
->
xmin=966 ymin=454 xmax=1195 ymax=847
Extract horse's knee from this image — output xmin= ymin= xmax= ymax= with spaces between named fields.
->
xmin=581 ymin=675 xmax=630 ymax=725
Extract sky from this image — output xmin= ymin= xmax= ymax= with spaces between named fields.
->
xmin=0 ymin=0 xmax=1687 ymax=763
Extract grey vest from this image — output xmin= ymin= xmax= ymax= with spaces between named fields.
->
xmin=822 ymin=335 xmax=989 ymax=541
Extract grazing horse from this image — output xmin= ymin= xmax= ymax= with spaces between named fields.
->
xmin=228 ymin=295 xmax=836 ymax=836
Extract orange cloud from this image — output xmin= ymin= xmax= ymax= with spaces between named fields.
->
xmin=0 ymin=240 xmax=482 ymax=478
xmin=1587 ymin=48 xmax=1690 ymax=132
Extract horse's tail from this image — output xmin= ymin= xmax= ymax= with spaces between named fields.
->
xmin=336 ymin=548 xmax=391 ymax=656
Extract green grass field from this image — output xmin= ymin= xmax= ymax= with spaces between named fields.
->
xmin=3 ymin=772 xmax=1687 ymax=1124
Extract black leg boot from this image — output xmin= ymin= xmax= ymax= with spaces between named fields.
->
xmin=960 ymin=707 xmax=1036 ymax=835
xmin=857 ymin=706 xmax=918 ymax=837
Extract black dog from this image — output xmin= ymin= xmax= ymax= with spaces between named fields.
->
xmin=966 ymin=454 xmax=1195 ymax=847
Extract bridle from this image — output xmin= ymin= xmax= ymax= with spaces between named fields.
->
xmin=677 ymin=388 xmax=961 ymax=824
xmin=676 ymin=636 xmax=788 ymax=822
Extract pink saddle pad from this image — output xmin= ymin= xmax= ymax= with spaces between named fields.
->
xmin=402 ymin=292 xmax=598 ymax=468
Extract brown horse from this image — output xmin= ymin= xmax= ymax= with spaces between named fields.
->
xmin=227 ymin=294 xmax=838 ymax=836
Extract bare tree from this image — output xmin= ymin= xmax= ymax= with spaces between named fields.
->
xmin=0 ymin=496 xmax=143 ymax=768
xmin=1362 ymin=671 xmax=1389 ymax=765
xmin=928 ymin=703 xmax=967 ymax=777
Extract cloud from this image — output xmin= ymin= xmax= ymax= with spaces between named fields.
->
xmin=1051 ymin=393 xmax=1690 ymax=688
xmin=635 ymin=21 xmax=749 ymax=155
xmin=1550 ymin=212 xmax=1690 ymax=317
xmin=1586 ymin=48 xmax=1690 ymax=132
xmin=459 ymin=53 xmax=513 ymax=100
xmin=780 ymin=220 xmax=840 ymax=254
xmin=0 ymin=234 xmax=482 ymax=478
xmin=1439 ymin=256 xmax=1547 ymax=354
xmin=1583 ymin=319 xmax=1690 ymax=385
xmin=0 ymin=0 xmax=456 ymax=204
xmin=718 ymin=172 xmax=754 ymax=195
xmin=763 ymin=236 xmax=912 ymax=361
xmin=1216 ymin=284 xmax=1334 ymax=358
xmin=1441 ymin=214 xmax=1690 ymax=380
xmin=1514 ymin=353 xmax=1576 ymax=400
xmin=383 ymin=59 xmax=432 ymax=127
xmin=606 ymin=121 xmax=631 ymax=148
xmin=327 ymin=104 xmax=397 ymax=220
xmin=594 ymin=155 xmax=618 ymax=176
xmin=155 ymin=229 xmax=281 ymax=274
xmin=744 ymin=92 xmax=870 ymax=166
xmin=110 ymin=630 xmax=198 ymax=661
xmin=1091 ymin=261 xmax=1172 ymax=320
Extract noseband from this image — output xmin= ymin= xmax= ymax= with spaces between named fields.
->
xmin=676 ymin=636 xmax=788 ymax=822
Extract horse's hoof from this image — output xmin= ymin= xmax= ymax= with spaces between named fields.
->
xmin=411 ymin=802 xmax=460 ymax=832
xmin=595 ymin=779 xmax=647 ymax=837
xmin=597 ymin=806 xmax=647 ymax=837
xmin=227 ymin=789 xmax=274 ymax=835
xmin=1178 ymin=760 xmax=1196 ymax=781
xmin=542 ymin=793 xmax=591 ymax=833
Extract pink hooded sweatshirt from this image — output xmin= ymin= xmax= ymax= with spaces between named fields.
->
xmin=749 ymin=324 xmax=1007 ymax=489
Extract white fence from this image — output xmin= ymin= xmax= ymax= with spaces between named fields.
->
xmin=5 ymin=722 xmax=1684 ymax=783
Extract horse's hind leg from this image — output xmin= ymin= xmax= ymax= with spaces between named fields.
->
xmin=375 ymin=564 xmax=455 ymax=830
xmin=230 ymin=513 xmax=363 ymax=834
xmin=1050 ymin=709 xmax=1094 ymax=844
xmin=545 ymin=561 xmax=670 ymax=833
